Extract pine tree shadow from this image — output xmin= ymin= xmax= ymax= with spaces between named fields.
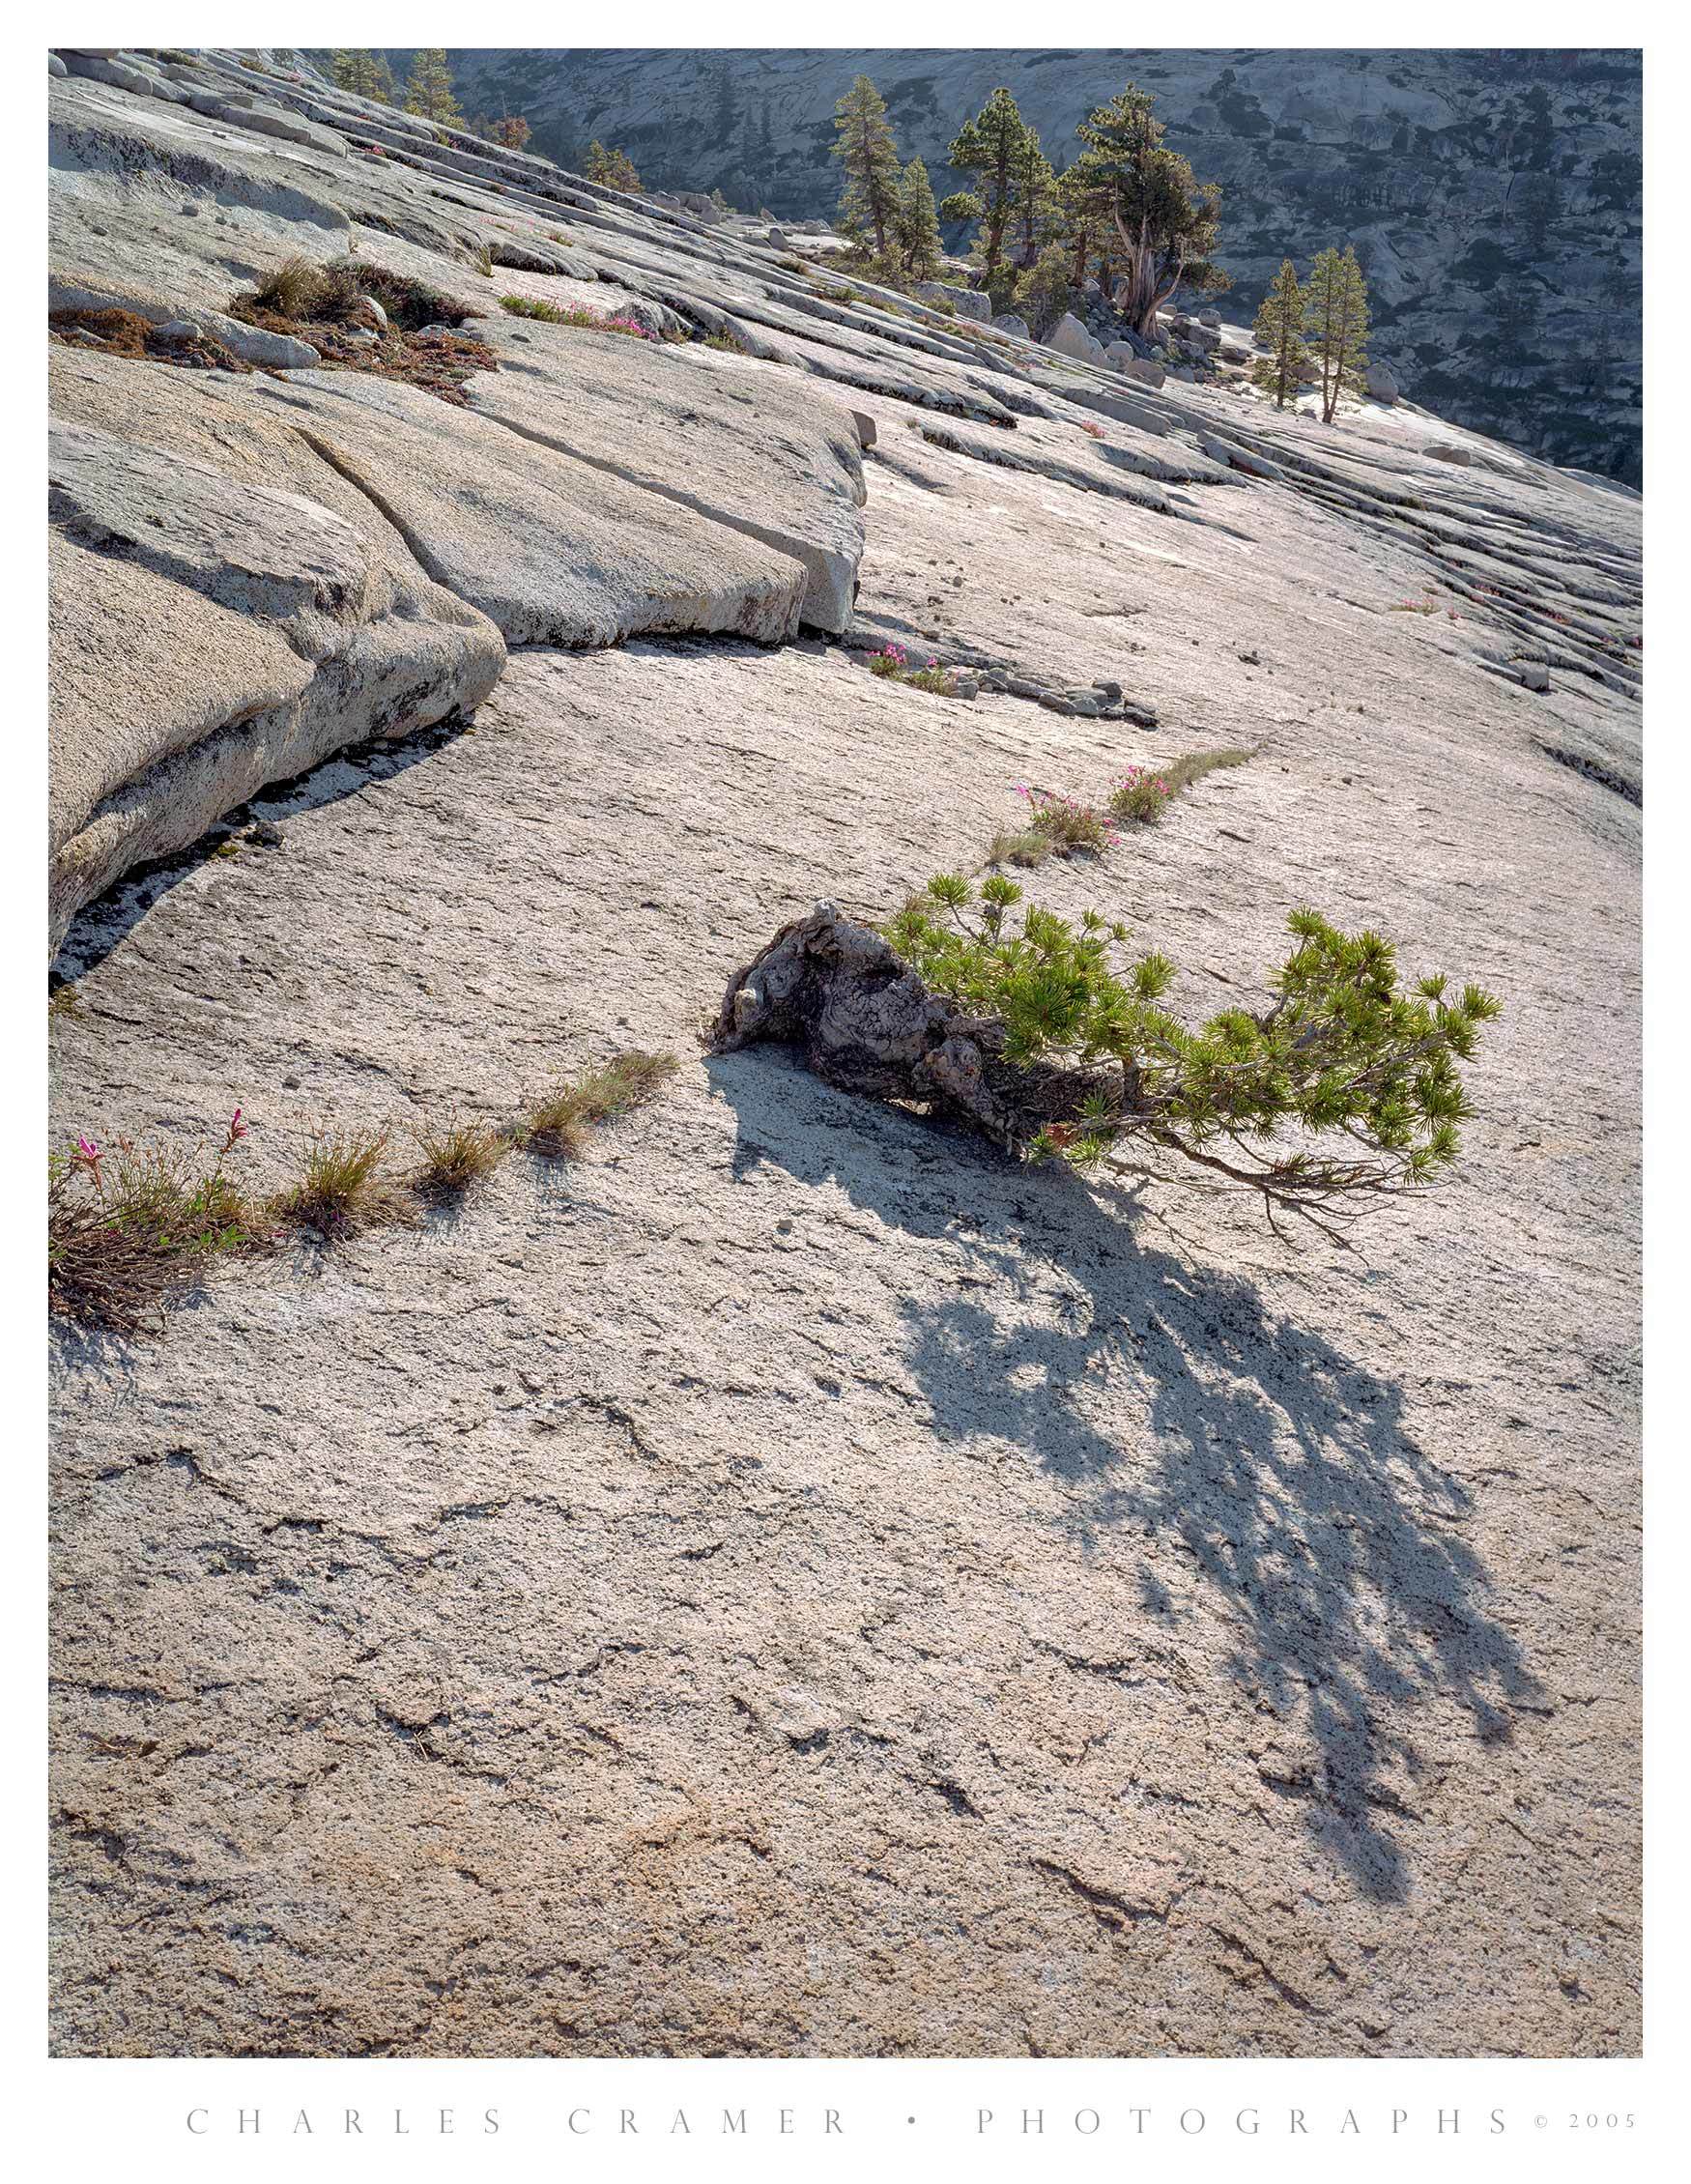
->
xmin=708 ymin=1046 xmax=1541 ymax=1904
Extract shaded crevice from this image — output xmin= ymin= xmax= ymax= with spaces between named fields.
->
xmin=1533 ymin=739 xmax=1642 ymax=806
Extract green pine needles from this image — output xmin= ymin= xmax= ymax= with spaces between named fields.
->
xmin=330 ymin=49 xmax=396 ymax=104
xmin=586 ymin=140 xmax=642 ymax=192
xmin=945 ymin=86 xmax=1033 ymax=288
xmin=884 ymin=877 xmax=1501 ymax=1238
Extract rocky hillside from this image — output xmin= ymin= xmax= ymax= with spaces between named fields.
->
xmin=432 ymin=46 xmax=1643 ymax=484
xmin=49 ymin=47 xmax=1640 ymax=2059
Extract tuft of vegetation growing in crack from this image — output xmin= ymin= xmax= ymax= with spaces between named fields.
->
xmin=47 ymin=1111 xmax=269 ymax=1336
xmin=988 ymin=752 xmax=1254 ymax=870
xmin=272 ymin=1127 xmax=404 ymax=1237
xmin=866 ymin=644 xmax=960 ymax=697
xmin=1110 ymin=747 xmax=1253 ymax=823
xmin=49 ymin=306 xmax=252 ymax=375
xmin=50 ymin=1051 xmax=680 ymax=1336
xmin=883 ymin=876 xmax=1501 ymax=1238
xmin=499 ymin=294 xmax=665 ymax=340
xmin=411 ymin=1113 xmax=507 ymax=1202
xmin=996 ymin=787 xmax=1117 ymax=861
xmin=986 ymin=825 xmax=1056 ymax=870
xmin=243 ymin=255 xmax=474 ymax=333
xmin=227 ymin=255 xmax=498 ymax=404
xmin=524 ymin=1051 xmax=679 ymax=1158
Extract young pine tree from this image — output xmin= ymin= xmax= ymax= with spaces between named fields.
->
xmin=586 ymin=140 xmax=642 ymax=192
xmin=1014 ymin=242 xmax=1075 ymax=340
xmin=894 ymin=158 xmax=944 ymax=281
xmin=1250 ymin=258 xmax=1308 ymax=410
xmin=832 ymin=75 xmax=902 ymax=261
xmin=402 ymin=48 xmax=461 ymax=127
xmin=946 ymin=86 xmax=1032 ymax=291
xmin=1304 ymin=244 xmax=1371 ymax=423
xmin=882 ymin=880 xmax=1501 ymax=1235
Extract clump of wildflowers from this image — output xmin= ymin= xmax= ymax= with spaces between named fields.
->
xmin=1015 ymin=785 xmax=1118 ymax=856
xmin=1108 ymin=765 xmax=1176 ymax=824
xmin=49 ymin=1110 xmax=266 ymax=1335
xmin=1110 ymin=748 xmax=1253 ymax=825
xmin=866 ymin=645 xmax=959 ymax=697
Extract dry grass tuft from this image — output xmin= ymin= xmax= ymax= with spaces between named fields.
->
xmin=243 ymin=256 xmax=473 ymax=333
xmin=986 ymin=826 xmax=1053 ymax=870
xmin=411 ymin=1114 xmax=507 ymax=1201
xmin=250 ymin=254 xmax=326 ymax=319
xmin=1155 ymin=747 xmax=1254 ymax=795
xmin=272 ymin=1127 xmax=402 ymax=1235
xmin=52 ymin=1055 xmax=682 ymax=1336
xmin=524 ymin=1051 xmax=679 ymax=1159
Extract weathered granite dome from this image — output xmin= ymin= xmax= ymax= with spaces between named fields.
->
xmin=48 ymin=46 xmax=1640 ymax=2062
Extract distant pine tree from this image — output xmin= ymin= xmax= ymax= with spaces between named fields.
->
xmin=330 ymin=49 xmax=394 ymax=104
xmin=473 ymin=114 xmax=530 ymax=152
xmin=1251 ymin=258 xmax=1308 ymax=410
xmin=1007 ymin=128 xmax=1059 ymax=272
xmin=1055 ymin=159 xmax=1108 ymax=290
xmin=832 ymin=74 xmax=902 ymax=260
xmin=1015 ymin=241 xmax=1075 ymax=339
xmin=895 ymin=158 xmax=944 ymax=281
xmin=402 ymin=48 xmax=461 ymax=127
xmin=946 ymin=86 xmax=1031 ymax=288
xmin=1304 ymin=244 xmax=1370 ymax=423
xmin=1072 ymin=83 xmax=1226 ymax=336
